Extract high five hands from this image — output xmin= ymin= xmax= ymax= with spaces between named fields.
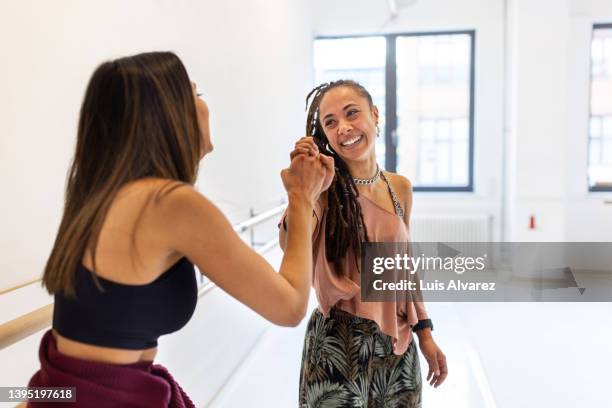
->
xmin=281 ymin=136 xmax=334 ymax=205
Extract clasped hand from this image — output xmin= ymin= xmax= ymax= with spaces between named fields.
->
xmin=281 ymin=136 xmax=334 ymax=205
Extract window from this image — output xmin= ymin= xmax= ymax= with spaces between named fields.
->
xmin=314 ymin=31 xmax=475 ymax=192
xmin=589 ymin=24 xmax=612 ymax=191
xmin=396 ymin=34 xmax=473 ymax=189
xmin=414 ymin=118 xmax=469 ymax=185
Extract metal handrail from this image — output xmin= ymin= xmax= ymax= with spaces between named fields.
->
xmin=0 ymin=205 xmax=285 ymax=351
xmin=233 ymin=204 xmax=286 ymax=234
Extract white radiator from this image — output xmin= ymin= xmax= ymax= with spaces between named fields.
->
xmin=410 ymin=214 xmax=493 ymax=242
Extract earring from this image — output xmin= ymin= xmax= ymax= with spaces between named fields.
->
xmin=376 ymin=125 xmax=381 ymax=138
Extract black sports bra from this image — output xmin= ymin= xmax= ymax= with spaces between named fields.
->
xmin=53 ymin=257 xmax=198 ymax=350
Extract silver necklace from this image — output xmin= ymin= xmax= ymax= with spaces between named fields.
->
xmin=353 ymin=165 xmax=381 ymax=185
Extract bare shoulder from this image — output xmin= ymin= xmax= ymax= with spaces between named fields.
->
xmin=114 ymin=177 xmax=224 ymax=237
xmin=144 ymin=179 xmax=237 ymax=256
xmin=90 ymin=178 xmax=207 ymax=281
xmin=115 ymin=177 xmax=190 ymax=204
xmin=149 ymin=179 xmax=218 ymax=220
xmin=383 ymin=172 xmax=413 ymax=223
xmin=383 ymin=172 xmax=413 ymax=199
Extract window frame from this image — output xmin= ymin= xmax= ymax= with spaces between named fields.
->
xmin=589 ymin=23 xmax=612 ymax=192
xmin=314 ymin=30 xmax=476 ymax=192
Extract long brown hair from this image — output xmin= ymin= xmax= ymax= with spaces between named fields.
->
xmin=43 ymin=51 xmax=201 ymax=296
xmin=305 ymin=80 xmax=375 ymax=276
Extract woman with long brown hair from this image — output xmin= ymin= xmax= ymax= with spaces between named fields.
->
xmin=281 ymin=80 xmax=448 ymax=407
xmin=27 ymin=51 xmax=332 ymax=407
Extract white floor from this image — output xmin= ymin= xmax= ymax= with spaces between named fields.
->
xmin=212 ymin=299 xmax=612 ymax=407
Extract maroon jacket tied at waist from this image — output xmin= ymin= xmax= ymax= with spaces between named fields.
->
xmin=27 ymin=329 xmax=195 ymax=408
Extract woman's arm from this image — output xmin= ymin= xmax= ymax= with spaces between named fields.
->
xmin=279 ymin=196 xmax=321 ymax=251
xmin=396 ymin=175 xmax=431 ymax=323
xmin=396 ymin=174 xmax=447 ymax=388
xmin=279 ymin=137 xmax=334 ymax=250
xmin=156 ymin=156 xmax=326 ymax=327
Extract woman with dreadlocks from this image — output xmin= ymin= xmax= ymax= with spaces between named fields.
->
xmin=280 ymin=80 xmax=447 ymax=407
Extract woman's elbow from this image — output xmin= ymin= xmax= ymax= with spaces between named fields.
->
xmin=290 ymin=303 xmax=308 ymax=326
xmin=277 ymin=301 xmax=307 ymax=327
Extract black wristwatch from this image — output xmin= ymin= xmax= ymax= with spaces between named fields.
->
xmin=412 ymin=319 xmax=434 ymax=333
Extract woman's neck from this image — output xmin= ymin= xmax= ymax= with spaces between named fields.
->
xmin=346 ymin=155 xmax=378 ymax=180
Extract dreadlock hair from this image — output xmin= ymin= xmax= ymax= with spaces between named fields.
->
xmin=305 ymin=79 xmax=375 ymax=277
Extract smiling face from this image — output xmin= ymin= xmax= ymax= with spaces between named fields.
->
xmin=318 ymin=86 xmax=379 ymax=163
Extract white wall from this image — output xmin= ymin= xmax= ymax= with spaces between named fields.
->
xmin=506 ymin=0 xmax=571 ymax=241
xmin=0 ymin=0 xmax=313 ymax=293
xmin=312 ymin=0 xmax=506 ymax=240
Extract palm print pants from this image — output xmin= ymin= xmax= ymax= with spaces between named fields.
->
xmin=299 ymin=307 xmax=422 ymax=408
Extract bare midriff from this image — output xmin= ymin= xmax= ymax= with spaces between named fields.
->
xmin=52 ymin=330 xmax=157 ymax=364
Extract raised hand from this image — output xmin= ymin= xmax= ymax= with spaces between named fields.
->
xmin=289 ymin=136 xmax=335 ymax=197
xmin=290 ymin=136 xmax=319 ymax=160
xmin=281 ymin=151 xmax=326 ymax=206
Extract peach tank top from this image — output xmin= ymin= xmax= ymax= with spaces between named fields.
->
xmin=311 ymin=172 xmax=428 ymax=355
